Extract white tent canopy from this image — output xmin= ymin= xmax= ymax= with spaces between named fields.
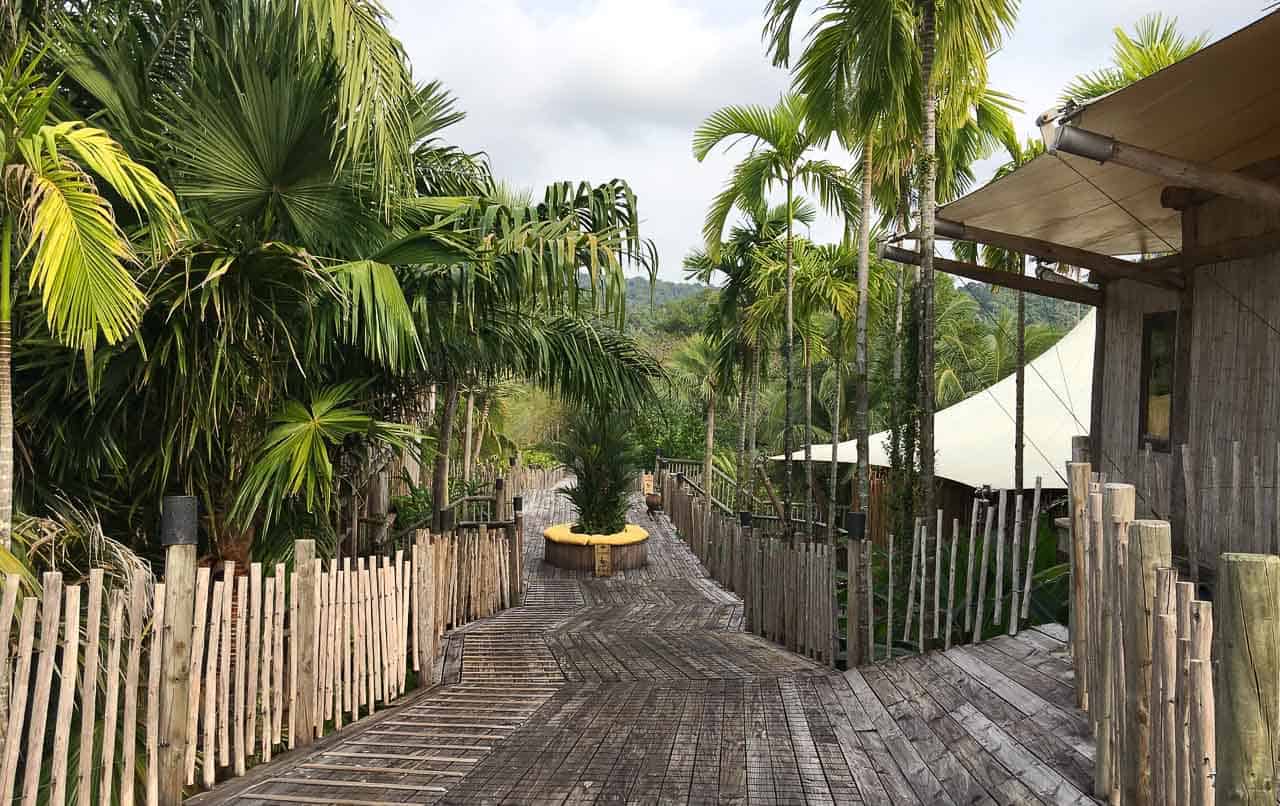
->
xmin=774 ymin=310 xmax=1094 ymax=490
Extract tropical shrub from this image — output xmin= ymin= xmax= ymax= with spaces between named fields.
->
xmin=521 ymin=449 xmax=558 ymax=469
xmin=554 ymin=407 xmax=641 ymax=534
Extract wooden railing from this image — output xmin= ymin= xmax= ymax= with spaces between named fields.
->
xmin=660 ymin=470 xmax=840 ymax=665
xmin=0 ymin=524 xmax=521 ymax=803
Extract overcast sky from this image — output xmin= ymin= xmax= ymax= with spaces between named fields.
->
xmin=387 ymin=0 xmax=1269 ymax=281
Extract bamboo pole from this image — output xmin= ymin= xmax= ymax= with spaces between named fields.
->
xmin=294 ymin=540 xmax=317 ymax=747
xmin=994 ymin=489 xmax=1007 ymax=626
xmin=945 ymin=518 xmax=959 ymax=650
xmin=1123 ymin=519 xmax=1171 ymax=805
xmin=1151 ymin=568 xmax=1177 ymax=806
xmin=886 ymin=530 xmax=894 ymax=661
xmin=933 ymin=509 xmax=943 ymax=640
xmin=917 ymin=527 xmax=926 ymax=653
xmin=965 ymin=499 xmax=979 ymax=633
xmin=1189 ymin=600 xmax=1214 ymax=806
xmin=76 ymin=569 xmax=103 ymax=805
xmin=1022 ymin=478 xmax=1042 ymax=622
xmin=1097 ymin=483 xmax=1135 ymax=800
xmin=21 ymin=573 xmax=63 ymax=806
xmin=903 ymin=518 xmax=920 ymax=642
xmin=1175 ymin=581 xmax=1195 ymax=806
xmin=1215 ymin=552 xmax=1279 ymax=803
xmin=1067 ymin=463 xmax=1090 ymax=709
xmin=972 ymin=504 xmax=995 ymax=644
xmin=1008 ymin=493 xmax=1024 ymax=638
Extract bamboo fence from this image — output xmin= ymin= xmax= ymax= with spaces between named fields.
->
xmin=0 ymin=520 xmax=522 ymax=804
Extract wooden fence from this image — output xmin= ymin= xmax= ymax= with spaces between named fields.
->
xmin=1067 ymin=464 xmax=1218 ymax=805
xmin=661 ymin=471 xmax=839 ymax=665
xmin=0 ymin=523 xmax=522 ymax=804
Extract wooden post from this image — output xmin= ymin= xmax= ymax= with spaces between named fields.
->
xmin=1123 ymin=519 xmax=1171 ymax=806
xmin=159 ymin=496 xmax=198 ymax=806
xmin=1152 ymin=567 xmax=1177 ymax=806
xmin=1097 ymin=483 xmax=1135 ymax=800
xmin=1089 ymin=287 xmax=1107 ymax=472
xmin=1189 ymin=599 xmax=1214 ymax=806
xmin=294 ymin=539 xmax=318 ymax=747
xmin=495 ymin=476 xmax=508 ymax=522
xmin=1067 ymin=462 xmax=1091 ymax=710
xmin=1174 ymin=581 xmax=1195 ymax=806
xmin=505 ymin=521 xmax=520 ymax=607
xmin=945 ymin=518 xmax=959 ymax=650
xmin=1216 ymin=552 xmax=1280 ymax=803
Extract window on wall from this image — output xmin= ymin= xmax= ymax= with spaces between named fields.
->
xmin=1140 ymin=311 xmax=1176 ymax=452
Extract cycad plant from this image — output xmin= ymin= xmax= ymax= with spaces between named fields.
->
xmin=554 ymin=406 xmax=641 ymax=535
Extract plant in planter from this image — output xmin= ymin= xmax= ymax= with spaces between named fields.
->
xmin=543 ymin=406 xmax=649 ymax=572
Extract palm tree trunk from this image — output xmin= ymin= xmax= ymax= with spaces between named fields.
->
xmin=735 ymin=345 xmax=751 ymax=511
xmin=855 ymin=145 xmax=874 ymax=511
xmin=432 ymin=381 xmax=460 ymax=529
xmin=804 ymin=339 xmax=815 ymax=540
xmin=783 ymin=176 xmax=796 ymax=535
xmin=828 ymin=320 xmax=842 ymax=543
xmin=461 ymin=391 xmax=475 ymax=483
xmin=748 ymin=349 xmax=761 ymax=502
xmin=0 ymin=214 xmax=11 ymax=550
xmin=703 ymin=392 xmax=716 ymax=500
xmin=1015 ymin=284 xmax=1026 ymax=491
xmin=917 ymin=0 xmax=939 ymax=518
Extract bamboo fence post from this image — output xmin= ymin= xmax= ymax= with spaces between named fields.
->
xmin=183 ymin=567 xmax=211 ymax=783
xmin=146 ymin=584 xmax=167 ymax=806
xmin=1215 ymin=552 xmax=1279 ymax=803
xmin=233 ymin=577 xmax=248 ymax=771
xmin=1152 ymin=567 xmax=1177 ymax=806
xmin=1097 ymin=482 xmax=1134 ymax=800
xmin=1008 ymin=494 xmax=1024 ymax=637
xmin=933 ymin=509 xmax=943 ymax=640
xmin=99 ymin=593 xmax=124 ymax=804
xmin=917 ymin=526 xmax=926 ymax=653
xmin=886 ymin=530 xmax=894 ymax=661
xmin=218 ymin=562 xmax=235 ymax=767
xmin=945 ymin=518 xmax=959 ymax=650
xmin=903 ymin=518 xmax=920 ymax=643
xmin=49 ymin=584 xmax=81 ymax=806
xmin=1067 ymin=463 xmax=1090 ymax=709
xmin=76 ymin=569 xmax=103 ymax=805
xmin=1 ymin=603 xmax=37 ymax=805
xmin=1123 ymin=519 xmax=1171 ymax=805
xmin=0 ymin=574 xmax=16 ymax=758
xmin=965 ymin=499 xmax=979 ymax=633
xmin=1021 ymin=477 xmax=1043 ymax=621
xmin=1189 ymin=600 xmax=1214 ymax=806
xmin=1175 ymin=581 xmax=1195 ymax=806
xmin=1180 ymin=444 xmax=1199 ymax=582
xmin=994 ymin=489 xmax=1007 ymax=626
xmin=294 ymin=540 xmax=317 ymax=747
xmin=203 ymin=580 xmax=225 ymax=786
xmin=21 ymin=573 xmax=62 ymax=806
xmin=972 ymin=504 xmax=995 ymax=644
xmin=120 ymin=572 xmax=146 ymax=804
xmin=865 ymin=540 xmax=874 ymax=664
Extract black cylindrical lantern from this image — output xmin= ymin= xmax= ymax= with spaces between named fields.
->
xmin=738 ymin=511 xmax=752 ymax=528
xmin=509 ymin=455 xmax=517 ymax=467
xmin=844 ymin=511 xmax=867 ymax=540
xmin=513 ymin=496 xmax=523 ymax=514
xmin=161 ymin=495 xmax=199 ymax=546
xmin=441 ymin=508 xmax=455 ymax=531
xmin=495 ymin=477 xmax=504 ymax=491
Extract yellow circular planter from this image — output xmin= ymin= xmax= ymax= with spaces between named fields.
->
xmin=542 ymin=523 xmax=649 ymax=572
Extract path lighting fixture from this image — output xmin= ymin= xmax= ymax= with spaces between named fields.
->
xmin=739 ymin=511 xmax=753 ymax=528
xmin=161 ymin=495 xmax=198 ymax=546
xmin=513 ymin=496 xmax=523 ymax=514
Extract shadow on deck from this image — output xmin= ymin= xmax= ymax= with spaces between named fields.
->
xmin=190 ymin=488 xmax=1097 ymax=805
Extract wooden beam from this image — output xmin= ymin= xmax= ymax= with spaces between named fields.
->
xmin=1054 ymin=124 xmax=1280 ymax=211
xmin=935 ymin=218 xmax=1182 ymax=290
xmin=1141 ymin=228 xmax=1280 ymax=273
xmin=1168 ymin=207 xmax=1196 ymax=558
xmin=880 ymin=245 xmax=1102 ymax=306
xmin=1090 ymin=281 xmax=1106 ymax=473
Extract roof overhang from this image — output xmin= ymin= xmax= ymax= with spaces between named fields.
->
xmin=938 ymin=11 xmax=1280 ymax=266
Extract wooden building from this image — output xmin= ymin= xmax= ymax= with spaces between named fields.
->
xmin=888 ymin=11 xmax=1280 ymax=580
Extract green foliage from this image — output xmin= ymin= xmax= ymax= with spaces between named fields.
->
xmin=1062 ymin=13 xmax=1208 ymax=106
xmin=554 ymin=407 xmax=642 ymax=534
xmin=521 ymin=449 xmax=558 ymax=469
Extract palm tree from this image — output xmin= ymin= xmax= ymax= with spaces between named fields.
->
xmin=667 ymin=334 xmax=733 ymax=497
xmin=693 ymin=94 xmax=854 ymax=533
xmin=0 ymin=48 xmax=181 ymax=548
xmin=1062 ymin=13 xmax=1208 ymax=106
xmin=685 ymin=199 xmax=815 ymax=510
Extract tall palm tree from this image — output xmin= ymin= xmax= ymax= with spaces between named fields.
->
xmin=1062 ymin=13 xmax=1208 ymax=106
xmin=667 ymin=334 xmax=734 ymax=497
xmin=685 ymin=199 xmax=815 ymax=510
xmin=0 ymin=49 xmax=181 ymax=548
xmin=693 ymin=94 xmax=854 ymax=533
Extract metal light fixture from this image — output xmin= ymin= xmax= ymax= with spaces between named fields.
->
xmin=844 ymin=511 xmax=867 ymax=541
xmin=161 ymin=495 xmax=198 ymax=546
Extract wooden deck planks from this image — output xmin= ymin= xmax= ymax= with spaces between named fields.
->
xmin=192 ymin=487 xmax=1098 ymax=806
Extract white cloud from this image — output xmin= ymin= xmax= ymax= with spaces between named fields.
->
xmin=387 ymin=0 xmax=1270 ymax=281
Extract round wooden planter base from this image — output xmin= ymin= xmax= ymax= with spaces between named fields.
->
xmin=544 ymin=536 xmax=649 ymax=573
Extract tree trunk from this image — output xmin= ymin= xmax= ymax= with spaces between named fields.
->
xmin=431 ymin=381 xmax=460 ymax=529
xmin=461 ymin=391 xmax=475 ymax=483
xmin=735 ymin=345 xmax=751 ymax=511
xmin=747 ymin=349 xmax=761 ymax=502
xmin=473 ymin=396 xmax=490 ymax=470
xmin=1015 ymin=283 xmax=1026 ymax=491
xmin=804 ymin=339 xmax=815 ymax=540
xmin=917 ymin=0 xmax=938 ymax=518
xmin=783 ymin=176 xmax=796 ymax=535
xmin=855 ymin=144 xmax=874 ymax=511
xmin=0 ymin=214 xmax=11 ymax=549
xmin=703 ymin=391 xmax=716 ymax=501
xmin=828 ymin=320 xmax=843 ymax=542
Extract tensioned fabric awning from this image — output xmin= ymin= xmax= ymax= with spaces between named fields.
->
xmin=939 ymin=11 xmax=1280 ymax=258
xmin=772 ymin=310 xmax=1095 ymax=490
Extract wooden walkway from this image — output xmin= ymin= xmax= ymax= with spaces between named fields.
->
xmin=193 ymin=487 xmax=1098 ymax=805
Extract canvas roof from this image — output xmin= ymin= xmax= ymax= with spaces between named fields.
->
xmin=939 ymin=11 xmax=1280 ymax=258
xmin=774 ymin=310 xmax=1095 ymax=489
